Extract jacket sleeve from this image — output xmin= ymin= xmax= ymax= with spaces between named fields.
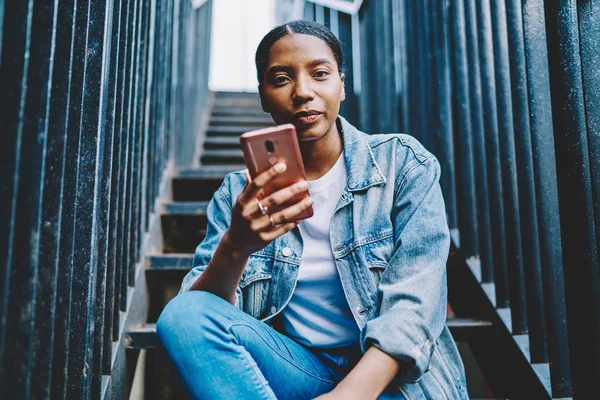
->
xmin=178 ymin=175 xmax=244 ymax=309
xmin=359 ymin=155 xmax=450 ymax=382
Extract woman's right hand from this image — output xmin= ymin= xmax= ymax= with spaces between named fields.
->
xmin=223 ymin=162 xmax=314 ymax=258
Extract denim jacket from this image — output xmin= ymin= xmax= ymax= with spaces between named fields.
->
xmin=180 ymin=117 xmax=468 ymax=399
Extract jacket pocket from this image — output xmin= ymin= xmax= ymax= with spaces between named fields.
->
xmin=239 ymin=255 xmax=272 ymax=319
xmin=239 ymin=274 xmax=271 ymax=319
xmin=363 ymin=235 xmax=393 ymax=285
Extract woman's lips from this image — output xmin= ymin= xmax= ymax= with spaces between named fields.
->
xmin=295 ymin=112 xmax=322 ymax=125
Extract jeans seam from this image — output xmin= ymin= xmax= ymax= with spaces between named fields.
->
xmin=238 ymin=347 xmax=278 ymax=400
xmin=226 ymin=322 xmax=336 ymax=385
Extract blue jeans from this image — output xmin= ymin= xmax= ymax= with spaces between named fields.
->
xmin=157 ymin=291 xmax=406 ymax=399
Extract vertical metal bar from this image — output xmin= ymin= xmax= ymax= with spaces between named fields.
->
xmin=129 ymin=0 xmax=146 ymax=287
xmin=475 ymin=0 xmax=511 ymax=309
xmin=521 ymin=0 xmax=572 ymax=395
xmin=91 ymin=1 xmax=115 ymax=398
xmin=391 ymin=0 xmax=408 ymax=133
xmin=2 ymin=0 xmax=52 ymax=397
xmin=315 ymin=4 xmax=324 ymax=24
xmin=491 ymin=0 xmax=528 ymax=334
xmin=382 ymin=0 xmax=398 ymax=132
xmin=120 ymin=0 xmax=138 ymax=311
xmin=358 ymin=3 xmax=373 ymax=132
xmin=113 ymin=0 xmax=132 ymax=340
xmin=304 ymin=1 xmax=314 ymax=20
xmin=465 ymin=0 xmax=495 ymax=284
xmin=404 ymin=0 xmax=416 ymax=134
xmin=432 ymin=0 xmax=458 ymax=232
xmin=338 ymin=12 xmax=358 ymax=126
xmin=27 ymin=1 xmax=61 ymax=398
xmin=105 ymin=0 xmax=126 ymax=362
xmin=577 ymin=4 xmax=600 ymax=383
xmin=329 ymin=9 xmax=338 ymax=37
xmin=67 ymin=0 xmax=109 ymax=395
xmin=0 ymin=0 xmax=32 ymax=393
xmin=414 ymin=1 xmax=428 ymax=146
xmin=52 ymin=0 xmax=89 ymax=397
xmin=36 ymin=1 xmax=76 ymax=399
xmin=545 ymin=1 xmax=598 ymax=397
xmin=0 ymin=0 xmax=4 ymax=61
xmin=142 ymin=0 xmax=157 ymax=234
xmin=450 ymin=0 xmax=478 ymax=258
xmin=503 ymin=0 xmax=546 ymax=354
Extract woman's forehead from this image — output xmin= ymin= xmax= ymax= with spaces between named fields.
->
xmin=267 ymin=34 xmax=337 ymax=68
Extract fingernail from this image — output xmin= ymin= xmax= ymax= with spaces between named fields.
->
xmin=305 ymin=197 xmax=313 ymax=205
xmin=297 ymin=180 xmax=308 ymax=190
xmin=274 ymin=163 xmax=286 ymax=172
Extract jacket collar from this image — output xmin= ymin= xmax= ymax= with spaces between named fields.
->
xmin=338 ymin=116 xmax=387 ymax=192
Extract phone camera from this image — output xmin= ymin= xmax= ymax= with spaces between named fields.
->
xmin=265 ymin=140 xmax=275 ymax=153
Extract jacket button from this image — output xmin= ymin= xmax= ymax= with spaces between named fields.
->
xmin=271 ymin=306 xmax=277 ymax=314
xmin=281 ymin=247 xmax=292 ymax=257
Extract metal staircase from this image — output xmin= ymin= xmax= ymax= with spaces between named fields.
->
xmin=124 ymin=91 xmax=548 ymax=399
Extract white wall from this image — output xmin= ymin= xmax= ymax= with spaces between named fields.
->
xmin=209 ymin=0 xmax=277 ymax=92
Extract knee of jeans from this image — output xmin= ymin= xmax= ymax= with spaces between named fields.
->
xmin=157 ymin=291 xmax=230 ymax=346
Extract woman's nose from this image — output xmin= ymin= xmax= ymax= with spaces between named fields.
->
xmin=292 ymin=76 xmax=314 ymax=103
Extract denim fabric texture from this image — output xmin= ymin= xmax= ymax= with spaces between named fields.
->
xmin=158 ymin=290 xmax=408 ymax=399
xmin=174 ymin=116 xmax=469 ymax=399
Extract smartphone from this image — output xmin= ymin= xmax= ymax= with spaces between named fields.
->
xmin=240 ymin=123 xmax=308 ymax=206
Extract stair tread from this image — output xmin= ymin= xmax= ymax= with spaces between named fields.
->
xmin=146 ymin=253 xmax=194 ymax=269
xmin=161 ymin=201 xmax=209 ymax=215
xmin=210 ymin=116 xmax=273 ymax=124
xmin=207 ymin=125 xmax=266 ymax=133
xmin=175 ymin=165 xmax=242 ymax=178
xmin=127 ymin=318 xmax=493 ymax=350
xmin=203 ymin=136 xmax=242 ymax=147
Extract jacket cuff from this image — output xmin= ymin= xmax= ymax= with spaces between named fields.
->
xmin=359 ymin=309 xmax=435 ymax=382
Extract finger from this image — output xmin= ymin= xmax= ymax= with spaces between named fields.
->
xmin=260 ymin=179 xmax=309 ymax=210
xmin=259 ymin=222 xmax=299 ymax=243
xmin=269 ymin=196 xmax=314 ymax=226
xmin=240 ymin=162 xmax=287 ymax=201
xmin=244 ymin=169 xmax=251 ymax=187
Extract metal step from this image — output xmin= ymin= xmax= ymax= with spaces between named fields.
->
xmin=203 ymin=136 xmax=241 ymax=149
xmin=206 ymin=125 xmax=265 ymax=136
xmin=211 ymin=107 xmax=271 ymax=117
xmin=200 ymin=149 xmax=244 ymax=166
xmin=172 ymin=166 xmax=241 ymax=201
xmin=146 ymin=253 xmax=194 ymax=270
xmin=214 ymin=91 xmax=261 ymax=99
xmin=213 ymin=98 xmax=262 ymax=108
xmin=127 ymin=318 xmax=492 ymax=350
xmin=160 ymin=202 xmax=209 ymax=253
xmin=210 ymin=115 xmax=273 ymax=126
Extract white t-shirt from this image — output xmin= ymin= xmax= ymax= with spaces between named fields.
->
xmin=281 ymin=152 xmax=360 ymax=348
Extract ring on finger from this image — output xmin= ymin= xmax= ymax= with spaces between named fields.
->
xmin=269 ymin=215 xmax=277 ymax=228
xmin=256 ymin=198 xmax=268 ymax=215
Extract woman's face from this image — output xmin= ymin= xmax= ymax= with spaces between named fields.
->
xmin=259 ymin=34 xmax=345 ymax=142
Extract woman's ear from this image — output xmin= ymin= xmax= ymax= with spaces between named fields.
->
xmin=259 ymin=85 xmax=269 ymax=112
xmin=340 ymin=73 xmax=346 ymax=102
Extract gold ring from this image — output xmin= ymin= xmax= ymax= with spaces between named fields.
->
xmin=269 ymin=215 xmax=277 ymax=228
xmin=256 ymin=198 xmax=268 ymax=215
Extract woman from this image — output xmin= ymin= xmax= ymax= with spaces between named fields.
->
xmin=157 ymin=20 xmax=468 ymax=400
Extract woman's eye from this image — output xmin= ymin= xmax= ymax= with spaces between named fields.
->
xmin=273 ymin=76 xmax=289 ymax=85
xmin=313 ymin=70 xmax=329 ymax=79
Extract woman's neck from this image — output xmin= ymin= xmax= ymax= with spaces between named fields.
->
xmin=299 ymin=122 xmax=343 ymax=181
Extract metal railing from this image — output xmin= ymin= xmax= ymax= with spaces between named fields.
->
xmin=0 ymin=0 xmax=212 ymax=398
xmin=297 ymin=0 xmax=599 ymax=398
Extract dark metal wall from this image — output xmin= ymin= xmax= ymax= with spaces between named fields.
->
xmin=0 ymin=0 xmax=212 ymax=398
xmin=303 ymin=0 xmax=599 ymax=398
